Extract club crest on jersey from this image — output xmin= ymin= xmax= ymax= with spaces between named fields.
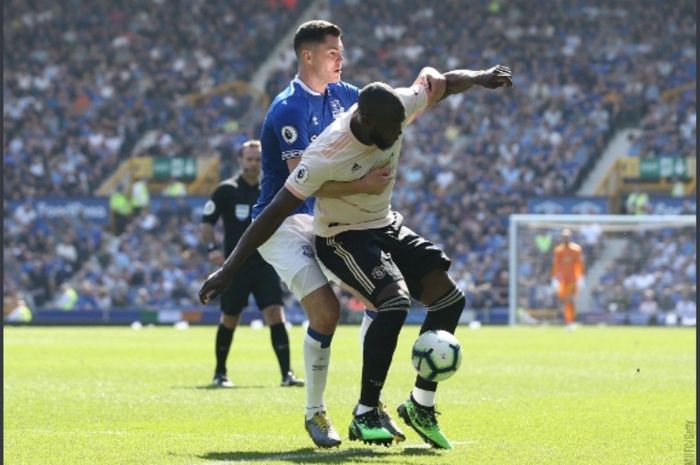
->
xmin=235 ymin=204 xmax=250 ymax=220
xmin=294 ymin=164 xmax=309 ymax=184
xmin=330 ymin=99 xmax=344 ymax=118
xmin=281 ymin=125 xmax=298 ymax=144
xmin=203 ymin=200 xmax=216 ymax=216
xmin=371 ymin=266 xmax=387 ymax=280
xmin=301 ymin=245 xmax=314 ymax=258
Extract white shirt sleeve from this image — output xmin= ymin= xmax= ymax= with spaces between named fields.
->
xmin=284 ymin=151 xmax=333 ymax=200
xmin=395 ymin=84 xmax=430 ymax=126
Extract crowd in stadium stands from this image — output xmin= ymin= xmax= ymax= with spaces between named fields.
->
xmin=591 ymin=228 xmax=696 ymax=324
xmin=516 ymin=227 xmax=696 ymax=324
xmin=3 ymin=0 xmax=309 ymax=201
xmin=4 ymin=0 xmax=696 ymax=323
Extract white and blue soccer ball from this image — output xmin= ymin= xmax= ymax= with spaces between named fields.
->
xmin=411 ymin=330 xmax=462 ymax=382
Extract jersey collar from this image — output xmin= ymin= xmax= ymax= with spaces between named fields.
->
xmin=293 ymin=75 xmax=324 ymax=96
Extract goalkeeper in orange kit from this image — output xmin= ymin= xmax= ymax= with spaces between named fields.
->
xmin=551 ymin=229 xmax=585 ymax=326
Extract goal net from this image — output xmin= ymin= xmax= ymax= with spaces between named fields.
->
xmin=508 ymin=214 xmax=696 ymax=326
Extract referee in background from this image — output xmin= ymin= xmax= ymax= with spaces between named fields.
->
xmin=200 ymin=139 xmax=304 ymax=388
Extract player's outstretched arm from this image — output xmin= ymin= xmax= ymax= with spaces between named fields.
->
xmin=198 ymin=188 xmax=302 ymax=304
xmin=438 ymin=65 xmax=512 ymax=101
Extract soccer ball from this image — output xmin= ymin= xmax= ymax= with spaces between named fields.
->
xmin=411 ymin=330 xmax=462 ymax=382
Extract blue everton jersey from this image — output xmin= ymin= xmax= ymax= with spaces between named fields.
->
xmin=253 ymin=77 xmax=359 ymax=218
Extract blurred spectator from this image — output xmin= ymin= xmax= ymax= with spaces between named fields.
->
xmin=5 ymin=298 xmax=33 ymax=323
xmin=54 ymin=283 xmax=79 ymax=311
xmin=675 ymin=291 xmax=696 ymax=326
xmin=163 ymin=177 xmax=187 ymax=197
xmin=625 ymin=189 xmax=650 ymax=215
xmin=109 ymin=183 xmax=132 ymax=235
xmin=130 ymin=175 xmax=150 ymax=216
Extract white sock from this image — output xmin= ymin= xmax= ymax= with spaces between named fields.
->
xmin=355 ymin=403 xmax=375 ymax=415
xmin=358 ymin=311 xmax=374 ymax=351
xmin=304 ymin=333 xmax=330 ymax=420
xmin=412 ymin=387 xmax=436 ymax=407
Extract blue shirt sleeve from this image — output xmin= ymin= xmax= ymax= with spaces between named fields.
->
xmin=269 ymin=100 xmax=310 ymax=161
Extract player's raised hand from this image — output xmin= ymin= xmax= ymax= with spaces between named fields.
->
xmin=359 ymin=166 xmax=393 ymax=195
xmin=199 ymin=267 xmax=234 ymax=304
xmin=476 ymin=65 xmax=512 ymax=89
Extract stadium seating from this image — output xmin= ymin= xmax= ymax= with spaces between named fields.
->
xmin=3 ymin=0 xmax=695 ymax=320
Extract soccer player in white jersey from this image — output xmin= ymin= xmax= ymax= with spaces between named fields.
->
xmin=200 ymin=64 xmax=512 ymax=447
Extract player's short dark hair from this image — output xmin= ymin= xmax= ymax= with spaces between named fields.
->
xmin=293 ymin=20 xmax=342 ymax=57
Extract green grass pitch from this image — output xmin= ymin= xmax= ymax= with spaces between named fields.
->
xmin=3 ymin=325 xmax=696 ymax=465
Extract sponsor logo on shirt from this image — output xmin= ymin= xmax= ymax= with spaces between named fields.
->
xmin=351 ymin=163 xmax=362 ymax=173
xmin=330 ymin=99 xmax=344 ymax=118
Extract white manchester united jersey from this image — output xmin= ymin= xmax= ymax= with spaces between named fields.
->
xmin=284 ymin=83 xmax=429 ymax=237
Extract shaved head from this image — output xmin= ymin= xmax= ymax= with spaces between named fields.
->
xmin=358 ymin=82 xmax=405 ymax=122
xmin=356 ymin=82 xmax=405 ymax=150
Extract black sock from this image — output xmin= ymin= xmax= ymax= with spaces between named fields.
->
xmin=360 ymin=294 xmax=410 ymax=407
xmin=270 ymin=322 xmax=291 ymax=378
xmin=215 ymin=323 xmax=234 ymax=375
xmin=415 ymin=287 xmax=466 ymax=392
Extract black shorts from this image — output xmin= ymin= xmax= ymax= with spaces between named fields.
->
xmin=220 ymin=259 xmax=283 ymax=316
xmin=315 ymin=212 xmax=451 ymax=305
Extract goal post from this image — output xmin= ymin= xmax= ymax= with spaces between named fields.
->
xmin=508 ymin=214 xmax=696 ymax=325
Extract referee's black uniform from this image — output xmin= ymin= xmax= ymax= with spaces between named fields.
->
xmin=202 ymin=175 xmax=283 ymax=314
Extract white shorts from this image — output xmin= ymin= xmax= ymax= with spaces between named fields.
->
xmin=258 ymin=213 xmax=328 ymax=300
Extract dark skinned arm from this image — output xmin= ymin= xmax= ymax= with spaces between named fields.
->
xmin=438 ymin=65 xmax=513 ymax=102
xmin=199 ymin=188 xmax=303 ymax=304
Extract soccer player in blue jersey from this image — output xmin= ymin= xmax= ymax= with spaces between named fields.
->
xmin=234 ymin=21 xmax=394 ymax=447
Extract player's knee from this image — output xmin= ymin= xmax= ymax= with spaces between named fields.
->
xmin=301 ymin=285 xmax=340 ymax=333
xmin=262 ymin=305 xmax=285 ymax=326
xmin=375 ymin=284 xmax=411 ymax=313
xmin=419 ymin=270 xmax=457 ymax=306
xmin=422 ymin=286 xmax=466 ymax=334
xmin=221 ymin=313 xmax=240 ymax=329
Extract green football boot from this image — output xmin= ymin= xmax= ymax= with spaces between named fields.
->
xmin=352 ymin=402 xmax=406 ymax=443
xmin=348 ymin=408 xmax=395 ymax=446
xmin=397 ymin=396 xmax=452 ymax=449
xmin=377 ymin=401 xmax=406 ymax=442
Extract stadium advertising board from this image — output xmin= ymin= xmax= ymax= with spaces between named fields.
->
xmin=648 ymin=196 xmax=696 ymax=214
xmin=8 ymin=197 xmax=110 ymax=224
xmin=639 ymin=157 xmax=690 ymax=179
xmin=527 ymin=197 xmax=609 ymax=214
xmin=151 ymin=157 xmax=197 ymax=181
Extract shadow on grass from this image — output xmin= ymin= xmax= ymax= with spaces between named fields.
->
xmin=199 ymin=445 xmax=439 ymax=463
xmin=170 ymin=384 xmax=272 ymax=390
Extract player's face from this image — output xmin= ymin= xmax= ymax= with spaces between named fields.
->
xmin=239 ymin=147 xmax=261 ymax=177
xmin=310 ymin=35 xmax=344 ymax=84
